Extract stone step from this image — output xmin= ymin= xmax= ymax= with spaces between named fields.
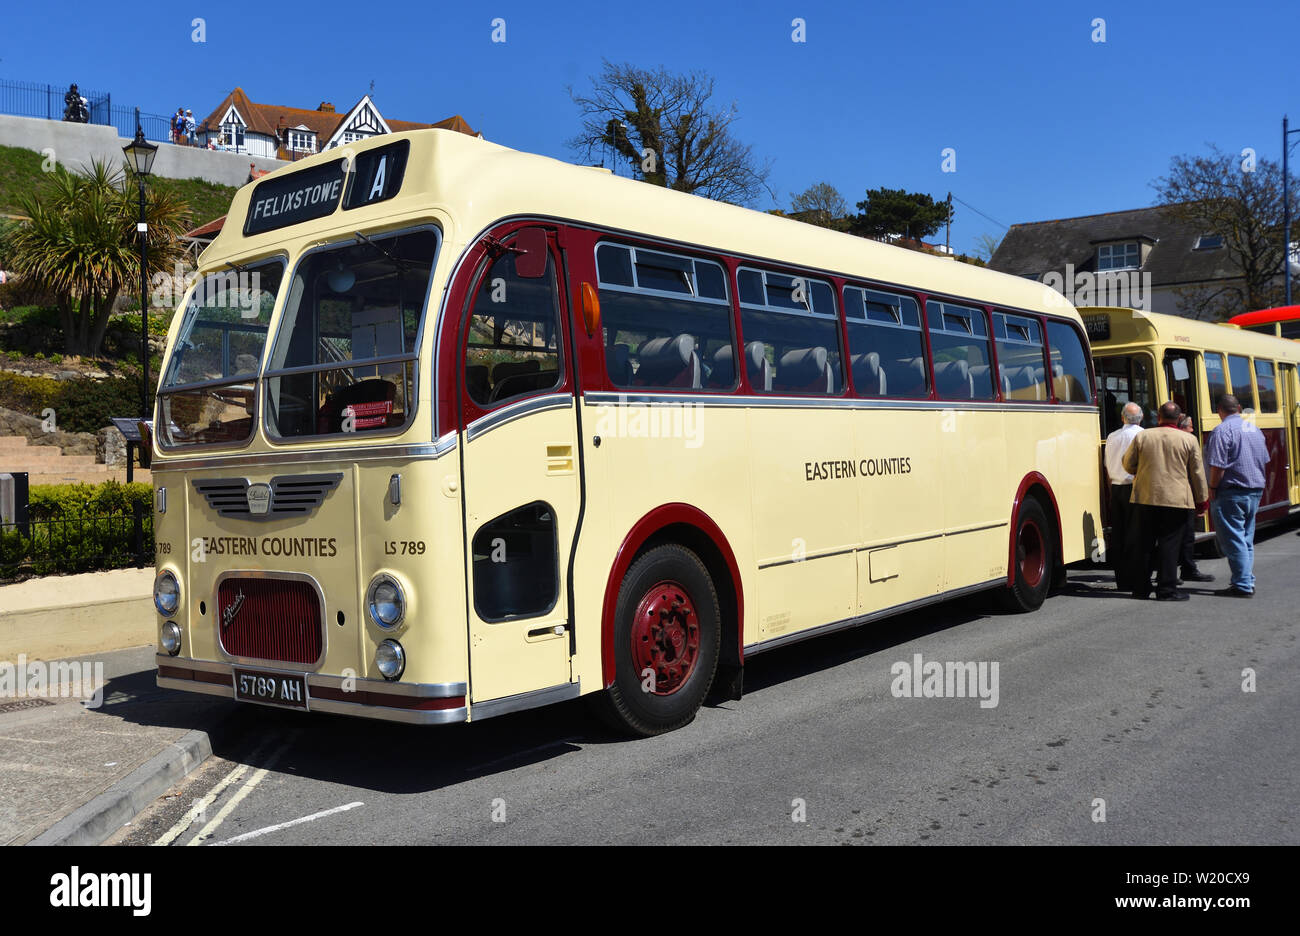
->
xmin=24 ymin=470 xmax=151 ymax=486
xmin=0 ymin=462 xmax=110 ymax=475
xmin=0 ymin=451 xmax=98 ymax=465
xmin=0 ymin=436 xmax=32 ymax=450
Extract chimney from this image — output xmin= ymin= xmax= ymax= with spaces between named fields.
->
xmin=318 ymin=102 xmax=335 ymax=113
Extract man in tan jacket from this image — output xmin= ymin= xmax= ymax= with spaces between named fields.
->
xmin=1121 ymin=401 xmax=1209 ymax=600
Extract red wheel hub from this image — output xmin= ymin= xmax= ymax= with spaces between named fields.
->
xmin=630 ymin=581 xmax=700 ymax=696
xmin=1018 ymin=519 xmax=1045 ymax=588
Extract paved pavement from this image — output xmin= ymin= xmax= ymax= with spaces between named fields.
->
xmin=98 ymin=521 xmax=1299 ymax=847
xmin=0 ymin=646 xmax=234 ymax=845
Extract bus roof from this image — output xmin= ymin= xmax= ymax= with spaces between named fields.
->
xmin=1228 ymin=306 xmax=1300 ymax=327
xmin=1081 ymin=305 xmax=1300 ymax=362
xmin=203 ymin=128 xmax=1081 ymax=323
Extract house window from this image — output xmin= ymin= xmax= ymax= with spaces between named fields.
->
xmin=288 ymin=131 xmax=317 ymax=152
xmin=1194 ymin=233 xmax=1224 ymax=250
xmin=1097 ymin=242 xmax=1139 ymax=271
xmin=342 ymin=130 xmax=369 ymax=144
xmin=220 ymin=122 xmax=245 ymax=150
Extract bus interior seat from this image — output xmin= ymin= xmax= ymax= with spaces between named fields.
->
xmin=851 ymin=352 xmax=887 ymax=395
xmin=775 ymin=346 xmax=831 ymax=393
xmin=968 ymin=364 xmax=999 ymax=398
xmin=607 ymin=344 xmax=633 ymax=386
xmin=934 ymin=359 xmax=974 ymax=399
xmin=492 ymin=359 xmax=540 ymax=386
xmin=491 ymin=369 xmax=560 ymax=402
xmin=634 ymin=334 xmax=700 ymax=388
xmin=995 ymin=364 xmax=1013 ymax=398
xmin=709 ymin=344 xmax=736 ymax=388
xmin=743 ymin=341 xmax=772 ymax=391
xmin=893 ymin=357 xmax=928 ymax=397
xmin=317 ymin=378 xmax=397 ymax=433
xmin=465 ymin=364 xmax=490 ymax=402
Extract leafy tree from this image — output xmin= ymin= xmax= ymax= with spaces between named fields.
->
xmin=849 ymin=187 xmax=951 ymax=241
xmin=569 ymin=61 xmax=773 ymax=205
xmin=0 ymin=159 xmax=190 ymax=357
xmin=789 ymin=182 xmax=848 ymax=229
xmin=1153 ymin=145 xmax=1299 ymax=319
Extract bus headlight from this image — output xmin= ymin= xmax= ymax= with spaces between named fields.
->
xmin=160 ymin=621 xmax=182 ymax=655
xmin=375 ymin=639 xmax=405 ymax=680
xmin=154 ymin=571 xmax=180 ymax=616
xmin=366 ymin=574 xmax=406 ymax=628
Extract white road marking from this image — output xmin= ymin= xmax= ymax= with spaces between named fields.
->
xmin=153 ymin=762 xmax=251 ymax=846
xmin=212 ymin=802 xmax=364 ymax=845
xmin=184 ymin=731 xmax=299 ymax=846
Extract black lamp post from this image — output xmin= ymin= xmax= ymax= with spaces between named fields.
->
xmin=122 ymin=116 xmax=157 ymax=420
xmin=1283 ymin=116 xmax=1300 ymax=306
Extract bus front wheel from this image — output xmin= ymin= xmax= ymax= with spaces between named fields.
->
xmin=592 ymin=543 xmax=721 ymax=737
xmin=1000 ymin=498 xmax=1054 ymax=612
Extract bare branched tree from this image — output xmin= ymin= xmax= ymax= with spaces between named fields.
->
xmin=568 ymin=61 xmax=773 ymax=206
xmin=789 ymin=182 xmax=847 ymax=229
xmin=1153 ymin=145 xmax=1298 ymax=318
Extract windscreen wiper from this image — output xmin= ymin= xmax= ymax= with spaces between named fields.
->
xmin=354 ymin=231 xmax=407 ymax=271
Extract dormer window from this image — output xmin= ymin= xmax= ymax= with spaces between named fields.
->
xmin=1097 ymin=242 xmax=1139 ymax=271
xmin=287 ymin=129 xmax=317 ymax=153
xmin=1194 ymin=233 xmax=1224 ymax=250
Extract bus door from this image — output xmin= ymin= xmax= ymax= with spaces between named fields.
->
xmin=1281 ymin=363 xmax=1300 ymax=504
xmin=1163 ymin=350 xmax=1200 ymax=429
xmin=458 ymin=230 xmax=578 ymax=704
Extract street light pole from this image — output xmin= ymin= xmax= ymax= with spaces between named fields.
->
xmin=122 ymin=113 xmax=157 ymax=421
xmin=1285 ymin=115 xmax=1299 ymax=306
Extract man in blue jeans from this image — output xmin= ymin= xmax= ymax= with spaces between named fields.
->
xmin=1205 ymin=394 xmax=1271 ymax=598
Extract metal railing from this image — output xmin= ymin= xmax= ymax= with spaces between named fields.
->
xmin=0 ymin=77 xmax=173 ymax=144
xmin=1 ymin=503 xmax=154 ymax=584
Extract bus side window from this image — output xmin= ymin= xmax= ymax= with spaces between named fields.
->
xmin=1046 ymin=321 xmax=1093 ymax=403
xmin=595 ymin=244 xmax=734 ymax=391
xmin=1205 ymin=352 xmax=1228 ymax=412
xmin=926 ymin=301 xmax=995 ymax=401
xmin=993 ymin=312 xmax=1049 ymax=402
xmin=738 ymin=269 xmax=843 ymax=395
xmin=1227 ymin=354 xmax=1256 ymax=411
xmin=464 ymin=249 xmax=563 ymax=408
xmin=844 ymin=286 xmax=929 ymax=398
xmin=1255 ymin=359 xmax=1278 ymax=413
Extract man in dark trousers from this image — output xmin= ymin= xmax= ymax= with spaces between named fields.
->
xmin=1205 ymin=394 xmax=1271 ymax=597
xmin=1104 ymin=401 xmax=1144 ymax=589
xmin=1122 ymin=402 xmax=1209 ymax=601
xmin=1177 ymin=414 xmax=1214 ymax=583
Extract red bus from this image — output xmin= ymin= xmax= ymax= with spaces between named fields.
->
xmin=1229 ymin=306 xmax=1300 ymax=340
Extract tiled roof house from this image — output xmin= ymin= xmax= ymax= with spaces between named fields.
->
xmin=197 ymin=88 xmax=478 ymax=160
xmin=989 ymin=206 xmax=1252 ymax=320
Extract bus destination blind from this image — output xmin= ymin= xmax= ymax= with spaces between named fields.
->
xmin=244 ymin=159 xmax=347 ymax=236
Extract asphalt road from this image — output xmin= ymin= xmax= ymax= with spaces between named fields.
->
xmin=111 ymin=522 xmax=1300 ymax=847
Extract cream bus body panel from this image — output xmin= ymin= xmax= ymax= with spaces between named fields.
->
xmin=154 ymin=453 xmax=471 ymax=690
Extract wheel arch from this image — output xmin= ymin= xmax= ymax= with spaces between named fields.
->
xmin=1008 ymin=472 xmax=1063 ymax=587
xmin=601 ymin=504 xmax=744 ymax=688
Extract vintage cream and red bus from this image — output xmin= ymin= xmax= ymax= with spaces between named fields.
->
xmin=1085 ymin=306 xmax=1300 ymax=545
xmin=152 ymin=129 xmax=1101 ymax=735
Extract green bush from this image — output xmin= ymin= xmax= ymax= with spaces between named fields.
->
xmin=1 ymin=481 xmax=154 ymax=581
xmin=53 ymin=376 xmax=144 ymax=433
xmin=0 ymin=371 xmax=61 ymax=414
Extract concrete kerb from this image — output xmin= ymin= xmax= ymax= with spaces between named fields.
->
xmin=28 ymin=718 xmax=231 ymax=846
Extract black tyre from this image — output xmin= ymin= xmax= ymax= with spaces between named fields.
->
xmin=999 ymin=498 xmax=1054 ymax=612
xmin=590 ymin=543 xmax=721 ymax=737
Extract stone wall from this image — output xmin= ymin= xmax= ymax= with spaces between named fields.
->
xmin=0 ymin=405 xmax=99 ymax=456
xmin=0 ymin=113 xmax=286 ymax=187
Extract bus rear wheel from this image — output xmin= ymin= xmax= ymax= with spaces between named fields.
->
xmin=1000 ymin=498 xmax=1054 ymax=612
xmin=592 ymin=543 xmax=720 ymax=737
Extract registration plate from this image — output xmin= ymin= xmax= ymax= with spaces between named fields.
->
xmin=233 ymin=668 xmax=308 ymax=710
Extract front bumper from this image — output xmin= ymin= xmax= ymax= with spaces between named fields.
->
xmin=157 ymin=655 xmax=468 ymax=725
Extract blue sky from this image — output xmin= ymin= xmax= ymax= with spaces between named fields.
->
xmin=4 ymin=0 xmax=1296 ymax=254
